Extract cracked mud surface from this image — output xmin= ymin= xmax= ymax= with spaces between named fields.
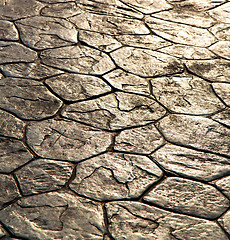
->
xmin=0 ymin=0 xmax=230 ymax=239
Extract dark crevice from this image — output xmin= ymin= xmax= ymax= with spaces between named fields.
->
xmin=212 ymin=118 xmax=230 ymax=130
xmin=118 ymin=0 xmax=155 ymax=16
xmin=210 ymin=84 xmax=230 ymax=108
xmin=0 ymin=220 xmax=30 ymax=240
xmin=12 ymin=173 xmax=24 ymax=197
xmin=216 ymin=219 xmax=230 ymax=240
xmin=143 ymin=20 xmax=180 ymax=45
xmin=0 ymin=68 xmax=6 ymax=78
xmin=0 ymin=133 xmax=22 ymax=142
xmin=106 ymin=132 xmax=120 ymax=152
xmin=67 ymin=187 xmax=228 ymax=222
xmin=183 ymin=63 xmax=215 ymax=83
xmin=138 ymin=174 xmax=166 ymax=201
xmin=101 ymin=197 xmax=222 ymax=221
xmin=68 ymin=187 xmax=104 ymax=203
xmin=208 ymin=51 xmax=230 ymax=62
xmin=22 ymin=125 xmax=40 ymax=158
xmin=15 ymin=188 xmax=65 ymax=199
xmin=168 ymin=107 xmax=228 ymax=117
xmin=37 ymin=72 xmax=65 ymax=82
xmin=11 ymin=22 xmax=41 ymax=53
xmin=102 ymin=204 xmax=116 ymax=240
xmin=209 ymin=106 xmax=230 ymax=117
xmin=112 ymin=61 xmax=185 ymax=79
xmin=0 ymin=104 xmax=64 ymax=122
xmin=213 ymin=183 xmax=230 ymax=201
xmin=10 ymin=157 xmax=38 ymax=174
xmin=141 ymin=199 xmax=224 ymax=221
xmin=64 ymin=165 xmax=77 ymax=187
xmin=207 ymin=1 xmax=230 ymax=11
xmin=154 ymin=124 xmax=230 ymax=159
xmin=147 ymin=151 xmax=180 ymax=176
xmin=167 ymin=139 xmax=230 ymax=159
xmin=149 ymin=15 xmax=215 ymax=30
xmin=58 ymin=89 xmax=115 ymax=105
xmin=0 ymin=60 xmax=35 ymax=66
xmin=42 ymin=81 xmax=75 ymax=104
xmin=112 ymin=149 xmax=154 ymax=156
xmin=1 ymin=196 xmax=21 ymax=211
xmin=61 ymin=112 xmax=167 ymax=133
xmin=42 ymin=150 xmax=108 ymax=165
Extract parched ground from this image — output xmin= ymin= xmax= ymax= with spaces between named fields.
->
xmin=0 ymin=0 xmax=230 ymax=239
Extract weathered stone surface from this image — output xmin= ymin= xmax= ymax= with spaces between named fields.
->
xmin=215 ymin=176 xmax=230 ymax=198
xmin=209 ymin=2 xmax=230 ymax=24
xmin=114 ymin=123 xmax=164 ymax=154
xmin=77 ymin=0 xmax=143 ymax=18
xmin=0 ymin=0 xmax=44 ymax=20
xmin=144 ymin=177 xmax=229 ymax=218
xmin=167 ymin=0 xmax=226 ymax=11
xmin=0 ymin=175 xmax=20 ymax=208
xmin=172 ymin=222 xmax=229 ymax=240
xmin=122 ymin=0 xmax=172 ymax=14
xmin=0 ymin=42 xmax=37 ymax=64
xmin=79 ymin=30 xmax=122 ymax=52
xmin=151 ymin=144 xmax=230 ymax=181
xmin=45 ymin=73 xmax=111 ymax=101
xmin=151 ymin=73 xmax=224 ymax=114
xmin=0 ymin=20 xmax=18 ymax=40
xmin=26 ymin=119 xmax=112 ymax=161
xmin=106 ymin=202 xmax=159 ymax=239
xmin=0 ymin=226 xmax=6 ymax=237
xmin=146 ymin=17 xmax=216 ymax=47
xmin=70 ymin=153 xmax=163 ymax=200
xmin=209 ymin=41 xmax=230 ymax=60
xmin=0 ymin=138 xmax=33 ymax=173
xmin=62 ymin=92 xmax=165 ymax=130
xmin=41 ymin=45 xmax=115 ymax=74
xmin=41 ymin=2 xmax=81 ymax=18
xmin=210 ymin=23 xmax=230 ymax=41
xmin=159 ymin=44 xmax=216 ymax=59
xmin=79 ymin=32 xmax=171 ymax=53
xmin=152 ymin=8 xmax=216 ymax=28
xmin=0 ymin=60 xmax=63 ymax=79
xmin=106 ymin=201 xmax=227 ymax=240
xmin=110 ymin=47 xmax=183 ymax=77
xmin=69 ymin=12 xmax=148 ymax=35
xmin=0 ymin=78 xmax=62 ymax=120
xmin=16 ymin=16 xmax=78 ymax=50
xmin=116 ymin=34 xmax=171 ymax=50
xmin=157 ymin=114 xmax=230 ymax=156
xmin=0 ymin=0 xmax=230 ymax=239
xmin=103 ymin=69 xmax=150 ymax=94
xmin=38 ymin=0 xmax=74 ymax=2
xmin=2 ymin=237 xmax=19 ymax=240
xmin=219 ymin=210 xmax=230 ymax=235
xmin=0 ymin=110 xmax=25 ymax=138
xmin=186 ymin=59 xmax=230 ymax=82
xmin=212 ymin=109 xmax=230 ymax=127
xmin=16 ymin=159 xmax=74 ymax=195
xmin=0 ymin=192 xmax=105 ymax=239
xmin=212 ymin=83 xmax=230 ymax=106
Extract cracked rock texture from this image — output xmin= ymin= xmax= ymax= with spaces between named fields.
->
xmin=70 ymin=153 xmax=163 ymax=200
xmin=0 ymin=0 xmax=230 ymax=239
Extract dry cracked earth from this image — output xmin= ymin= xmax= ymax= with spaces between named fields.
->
xmin=0 ymin=0 xmax=230 ymax=239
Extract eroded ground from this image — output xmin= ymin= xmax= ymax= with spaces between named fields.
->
xmin=0 ymin=0 xmax=230 ymax=239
